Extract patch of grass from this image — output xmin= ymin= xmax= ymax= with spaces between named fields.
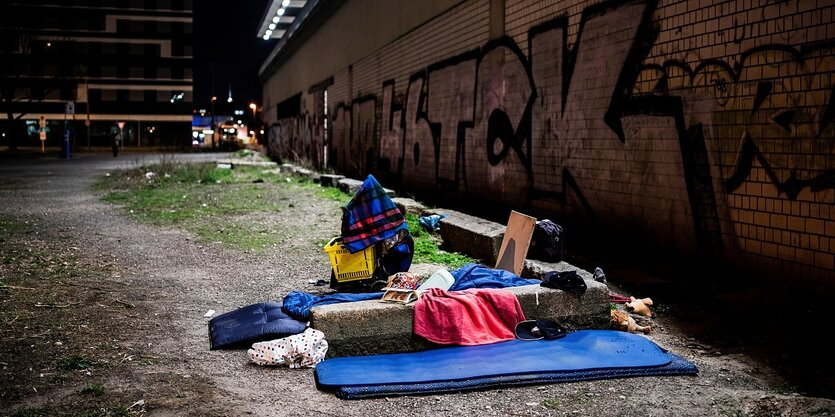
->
xmin=316 ymin=185 xmax=351 ymax=203
xmin=0 ymin=214 xmax=27 ymax=235
xmin=48 ymin=374 xmax=68 ymax=384
xmin=193 ymin=219 xmax=282 ymax=251
xmin=232 ymin=149 xmax=255 ymax=158
xmin=405 ymin=214 xmax=475 ymax=268
xmin=772 ymin=383 xmax=798 ymax=395
xmin=9 ymin=406 xmax=50 ymax=417
xmin=541 ymin=398 xmax=561 ymax=409
xmin=80 ymin=383 xmax=105 ymax=395
xmin=78 ymin=406 xmax=132 ymax=417
xmin=54 ymin=355 xmax=92 ymax=371
xmin=97 ymin=163 xmax=325 ymax=252
xmin=810 ymin=406 xmax=833 ymax=415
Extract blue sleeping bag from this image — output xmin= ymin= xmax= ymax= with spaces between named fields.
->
xmin=448 ymin=263 xmax=540 ymax=291
xmin=208 ymin=301 xmax=307 ymax=350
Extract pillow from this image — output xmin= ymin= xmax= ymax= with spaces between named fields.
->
xmin=208 ymin=301 xmax=307 ymax=350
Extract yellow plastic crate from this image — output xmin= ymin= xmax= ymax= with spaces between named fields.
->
xmin=324 ymin=237 xmax=376 ymax=283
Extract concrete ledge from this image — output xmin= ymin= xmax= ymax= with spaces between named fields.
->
xmin=319 ymin=174 xmax=345 ymax=187
xmin=310 ymin=270 xmax=609 ymax=357
xmin=278 ymin=163 xmax=297 ymax=173
xmin=337 ymin=178 xmax=395 ymax=197
xmin=392 ymin=197 xmax=426 ymax=216
xmin=438 ymin=210 xmax=505 ymax=265
xmin=522 ymin=259 xmax=594 ymax=280
xmin=216 ymin=159 xmax=279 ymax=168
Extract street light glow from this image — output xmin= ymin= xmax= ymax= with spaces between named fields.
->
xmin=282 ymin=0 xmax=290 ymax=6
xmin=262 ymin=34 xmax=270 ymax=40
xmin=269 ymin=23 xmax=276 ymax=30
xmin=272 ymin=16 xmax=279 ymax=23
xmin=277 ymin=8 xmax=285 ymax=15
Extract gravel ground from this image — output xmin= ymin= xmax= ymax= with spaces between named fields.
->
xmin=1 ymin=151 xmax=834 ymax=417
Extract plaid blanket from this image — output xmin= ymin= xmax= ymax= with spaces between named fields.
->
xmin=341 ymin=175 xmax=408 ymax=253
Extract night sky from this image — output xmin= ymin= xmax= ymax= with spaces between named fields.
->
xmin=193 ymin=0 xmax=276 ymax=113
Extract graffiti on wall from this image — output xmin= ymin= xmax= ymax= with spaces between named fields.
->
xmin=638 ymin=43 xmax=835 ymax=199
xmin=268 ymin=0 xmax=835 ymax=272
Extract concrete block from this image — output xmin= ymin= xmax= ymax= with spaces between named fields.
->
xmin=508 ymin=277 xmax=609 ymax=328
xmin=337 ymin=178 xmax=363 ymax=195
xmin=310 ymin=268 xmax=609 ymax=357
xmin=392 ymin=197 xmax=426 ymax=216
xmin=216 ymin=159 xmax=278 ymax=168
xmin=408 ymin=262 xmax=449 ymax=282
xmin=279 ymin=163 xmax=297 ymax=173
xmin=522 ymin=259 xmax=595 ymax=281
xmin=310 ymin=300 xmax=434 ymax=358
xmin=319 ymin=174 xmax=345 ymax=187
xmin=337 ymin=178 xmax=395 ymax=198
xmin=438 ymin=209 xmax=505 ymax=265
xmin=292 ymin=167 xmax=320 ymax=182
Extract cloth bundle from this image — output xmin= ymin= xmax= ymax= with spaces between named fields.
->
xmin=248 ymin=328 xmax=328 ymax=368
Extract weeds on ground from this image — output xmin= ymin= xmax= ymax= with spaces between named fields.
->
xmin=98 ymin=162 xmax=472 ymax=266
xmin=541 ymin=398 xmax=561 ymax=409
xmin=77 ymin=405 xmax=132 ymax=417
xmin=54 ymin=355 xmax=92 ymax=371
xmin=97 ymin=163 xmax=346 ymax=252
xmin=9 ymin=406 xmax=50 ymax=417
xmin=405 ymin=213 xmax=474 ymax=268
xmin=80 ymin=383 xmax=106 ymax=395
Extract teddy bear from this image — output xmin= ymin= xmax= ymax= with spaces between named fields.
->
xmin=625 ymin=296 xmax=653 ymax=317
xmin=610 ymin=310 xmax=651 ymax=334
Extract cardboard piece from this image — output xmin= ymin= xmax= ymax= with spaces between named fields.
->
xmin=495 ymin=211 xmax=536 ymax=275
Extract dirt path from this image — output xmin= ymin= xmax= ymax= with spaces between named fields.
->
xmin=1 ymin=152 xmax=833 ymax=417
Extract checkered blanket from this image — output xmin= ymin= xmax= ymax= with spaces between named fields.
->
xmin=341 ymin=175 xmax=407 ymax=254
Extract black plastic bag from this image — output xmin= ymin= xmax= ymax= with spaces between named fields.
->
xmin=529 ymin=219 xmax=565 ymax=262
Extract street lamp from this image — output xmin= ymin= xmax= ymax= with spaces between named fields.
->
xmin=249 ymin=103 xmax=258 ymax=143
xmin=211 ymin=96 xmax=217 ymax=149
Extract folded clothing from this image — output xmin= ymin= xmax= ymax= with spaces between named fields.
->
xmin=208 ymin=301 xmax=306 ymax=350
xmin=414 ymin=288 xmax=526 ymax=346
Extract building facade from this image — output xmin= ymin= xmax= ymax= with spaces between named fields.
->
xmin=0 ymin=0 xmax=193 ymax=149
xmin=258 ymin=0 xmax=835 ymax=292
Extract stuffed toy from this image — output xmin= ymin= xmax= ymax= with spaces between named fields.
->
xmin=610 ymin=310 xmax=651 ymax=334
xmin=625 ymin=296 xmax=653 ymax=317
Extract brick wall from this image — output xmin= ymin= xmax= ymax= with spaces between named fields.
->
xmin=263 ymin=0 xmax=835 ymax=292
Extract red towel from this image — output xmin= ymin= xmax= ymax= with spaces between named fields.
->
xmin=413 ymin=288 xmax=526 ymax=346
